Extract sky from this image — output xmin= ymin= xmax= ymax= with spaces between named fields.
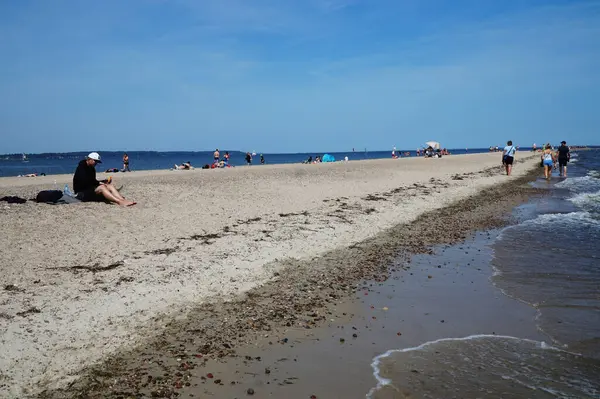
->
xmin=1 ymin=0 xmax=599 ymax=154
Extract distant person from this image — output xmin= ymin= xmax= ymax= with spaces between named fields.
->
xmin=557 ymin=141 xmax=570 ymax=177
xmin=174 ymin=161 xmax=193 ymax=170
xmin=213 ymin=149 xmax=220 ymax=163
xmin=541 ymin=144 xmax=555 ymax=180
xmin=416 ymin=148 xmax=421 ymax=156
xmin=260 ymin=154 xmax=265 ymax=164
xmin=122 ymin=153 xmax=131 ymax=172
xmin=532 ymin=143 xmax=537 ymax=152
xmin=74 ymin=152 xmax=136 ymax=206
xmin=502 ymin=140 xmax=517 ymax=176
xmin=245 ymin=152 xmax=252 ymax=165
xmin=224 ymin=151 xmax=230 ymax=165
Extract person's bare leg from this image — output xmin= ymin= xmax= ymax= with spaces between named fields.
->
xmin=563 ymin=166 xmax=567 ymax=177
xmin=95 ymin=186 xmax=134 ymax=206
xmin=95 ymin=186 xmax=124 ymax=205
xmin=104 ymin=183 xmax=126 ymax=201
xmin=507 ymin=164 xmax=512 ymax=176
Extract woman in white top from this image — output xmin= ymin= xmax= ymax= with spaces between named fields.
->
xmin=541 ymin=144 xmax=556 ymax=180
xmin=502 ymin=140 xmax=517 ymax=176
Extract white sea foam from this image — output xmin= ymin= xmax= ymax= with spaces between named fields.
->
xmin=366 ymin=334 xmax=564 ymax=398
xmin=569 ymin=189 xmax=600 ymax=213
xmin=513 ymin=211 xmax=600 ymax=228
xmin=555 ymin=174 xmax=600 ymax=191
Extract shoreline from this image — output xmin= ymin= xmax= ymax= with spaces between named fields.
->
xmin=32 ymin=157 xmax=545 ymax=398
xmin=0 ymin=153 xmax=539 ymax=397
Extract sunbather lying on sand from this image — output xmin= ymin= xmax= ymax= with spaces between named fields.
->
xmin=173 ymin=161 xmax=193 ymax=170
xmin=73 ymin=152 xmax=136 ymax=206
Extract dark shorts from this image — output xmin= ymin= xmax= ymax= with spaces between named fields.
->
xmin=503 ymin=155 xmax=514 ymax=165
xmin=559 ymin=158 xmax=568 ymax=168
xmin=76 ymin=188 xmax=105 ymax=202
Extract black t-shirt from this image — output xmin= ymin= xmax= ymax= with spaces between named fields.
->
xmin=73 ymin=160 xmax=99 ymax=193
xmin=557 ymin=145 xmax=570 ymax=160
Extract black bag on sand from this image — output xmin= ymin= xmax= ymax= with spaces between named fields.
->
xmin=0 ymin=196 xmax=27 ymax=204
xmin=36 ymin=190 xmax=63 ymax=203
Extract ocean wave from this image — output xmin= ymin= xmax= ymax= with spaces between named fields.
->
xmin=554 ymin=175 xmax=600 ymax=193
xmin=589 ymin=170 xmax=600 ymax=178
xmin=366 ymin=334 xmax=568 ymax=399
xmin=502 ymin=212 xmax=600 ymax=234
xmin=569 ymin=190 xmax=600 ymax=214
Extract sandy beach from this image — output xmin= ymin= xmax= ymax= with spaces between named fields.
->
xmin=0 ymin=153 xmax=539 ymax=397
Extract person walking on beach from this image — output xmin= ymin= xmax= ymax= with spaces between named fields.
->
xmin=502 ymin=140 xmax=517 ymax=176
xmin=122 ymin=153 xmax=131 ymax=172
xmin=541 ymin=144 xmax=555 ymax=180
xmin=74 ymin=152 xmax=136 ymax=206
xmin=557 ymin=141 xmax=570 ymax=177
xmin=245 ymin=152 xmax=252 ymax=166
xmin=260 ymin=154 xmax=265 ymax=164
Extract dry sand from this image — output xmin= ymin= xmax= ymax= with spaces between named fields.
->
xmin=0 ymin=153 xmax=538 ymax=397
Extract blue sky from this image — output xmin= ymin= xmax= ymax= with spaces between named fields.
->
xmin=1 ymin=0 xmax=599 ymax=153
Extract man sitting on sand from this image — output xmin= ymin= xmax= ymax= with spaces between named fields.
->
xmin=74 ymin=152 xmax=136 ymax=206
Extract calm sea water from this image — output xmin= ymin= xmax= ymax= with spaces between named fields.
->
xmin=2 ymin=147 xmax=503 ymax=177
xmin=369 ymin=149 xmax=600 ymax=398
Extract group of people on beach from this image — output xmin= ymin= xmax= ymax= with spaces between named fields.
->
xmin=68 ymin=141 xmax=572 ymax=207
xmin=540 ymin=141 xmax=571 ymax=179
xmin=501 ymin=140 xmax=571 ymax=178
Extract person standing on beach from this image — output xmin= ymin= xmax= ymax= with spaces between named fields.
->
xmin=541 ymin=144 xmax=555 ymax=180
xmin=122 ymin=153 xmax=130 ymax=172
xmin=245 ymin=152 xmax=252 ymax=165
xmin=260 ymin=154 xmax=265 ymax=165
xmin=74 ymin=152 xmax=136 ymax=206
xmin=502 ymin=140 xmax=517 ymax=176
xmin=224 ymin=151 xmax=230 ymax=165
xmin=557 ymin=141 xmax=570 ymax=177
xmin=213 ymin=149 xmax=220 ymax=164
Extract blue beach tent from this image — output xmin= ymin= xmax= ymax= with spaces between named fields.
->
xmin=322 ymin=154 xmax=336 ymax=163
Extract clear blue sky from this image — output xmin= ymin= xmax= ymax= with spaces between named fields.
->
xmin=1 ymin=0 xmax=599 ymax=154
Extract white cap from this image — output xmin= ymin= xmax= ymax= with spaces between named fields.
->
xmin=87 ymin=152 xmax=102 ymax=163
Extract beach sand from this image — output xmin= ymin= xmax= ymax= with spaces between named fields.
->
xmin=0 ymin=153 xmax=538 ymax=397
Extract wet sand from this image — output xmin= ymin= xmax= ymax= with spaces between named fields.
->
xmin=165 ymin=232 xmax=545 ymax=399
xmin=26 ymin=157 xmax=545 ymax=398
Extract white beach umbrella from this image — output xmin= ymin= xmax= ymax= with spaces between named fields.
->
xmin=425 ymin=141 xmax=440 ymax=150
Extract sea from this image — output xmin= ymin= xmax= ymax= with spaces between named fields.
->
xmin=369 ymin=149 xmax=600 ymax=398
xmin=2 ymin=147 xmax=507 ymax=178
